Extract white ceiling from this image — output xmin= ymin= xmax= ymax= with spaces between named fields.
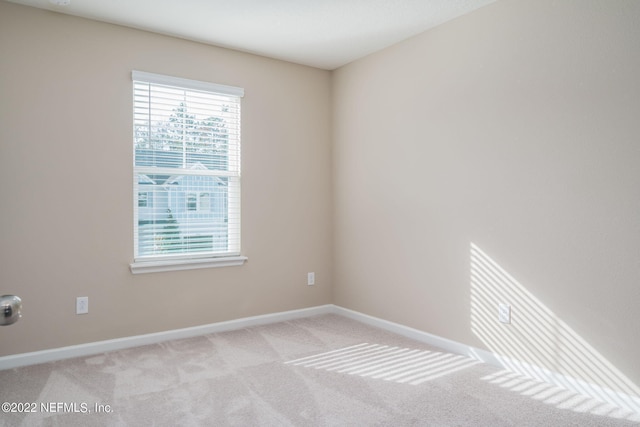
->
xmin=6 ymin=0 xmax=497 ymax=70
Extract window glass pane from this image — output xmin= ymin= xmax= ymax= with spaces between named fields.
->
xmin=135 ymin=174 xmax=230 ymax=257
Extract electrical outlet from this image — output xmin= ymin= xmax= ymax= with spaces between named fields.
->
xmin=498 ymin=304 xmax=511 ymax=324
xmin=307 ymin=272 xmax=315 ymax=286
xmin=76 ymin=296 xmax=89 ymax=315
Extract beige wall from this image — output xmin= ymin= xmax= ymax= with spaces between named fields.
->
xmin=333 ymin=0 xmax=640 ymax=393
xmin=2 ymin=0 xmax=640 ymax=398
xmin=0 ymin=1 xmax=332 ymax=355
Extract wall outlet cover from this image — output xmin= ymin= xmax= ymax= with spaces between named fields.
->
xmin=498 ymin=303 xmax=511 ymax=324
xmin=76 ymin=296 xmax=89 ymax=315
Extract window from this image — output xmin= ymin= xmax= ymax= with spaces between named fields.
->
xmin=199 ymin=193 xmax=211 ymax=212
xmin=138 ymin=192 xmax=149 ymax=207
xmin=186 ymin=193 xmax=198 ymax=211
xmin=131 ymin=71 xmax=246 ymax=273
xmin=186 ymin=192 xmax=212 ymax=212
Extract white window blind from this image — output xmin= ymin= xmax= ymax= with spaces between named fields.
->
xmin=132 ymin=71 xmax=243 ymax=263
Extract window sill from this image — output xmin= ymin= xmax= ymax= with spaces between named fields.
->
xmin=130 ymin=256 xmax=247 ymax=274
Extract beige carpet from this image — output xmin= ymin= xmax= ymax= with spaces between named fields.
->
xmin=1 ymin=314 xmax=638 ymax=426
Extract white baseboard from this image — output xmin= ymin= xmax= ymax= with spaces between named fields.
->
xmin=0 ymin=304 xmax=334 ymax=370
xmin=2 ymin=303 xmax=639 ymax=415
xmin=329 ymin=305 xmax=499 ymax=362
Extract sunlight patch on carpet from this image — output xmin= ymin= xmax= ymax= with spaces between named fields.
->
xmin=285 ymin=343 xmax=479 ymax=385
xmin=482 ymin=370 xmax=640 ymax=422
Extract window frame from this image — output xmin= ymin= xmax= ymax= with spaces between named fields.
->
xmin=129 ymin=71 xmax=247 ymax=274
